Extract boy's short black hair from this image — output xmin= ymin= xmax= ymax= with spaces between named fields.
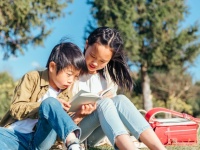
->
xmin=46 ymin=42 xmax=87 ymax=74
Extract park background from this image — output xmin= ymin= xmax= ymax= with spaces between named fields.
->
xmin=0 ymin=0 xmax=200 ymax=81
xmin=1 ymin=1 xmax=200 ymax=150
xmin=1 ymin=0 xmax=200 ymax=119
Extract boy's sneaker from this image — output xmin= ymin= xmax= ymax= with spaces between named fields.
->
xmin=67 ymin=143 xmax=81 ymax=150
xmin=66 ymin=138 xmax=82 ymax=150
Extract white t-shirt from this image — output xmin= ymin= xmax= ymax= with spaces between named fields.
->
xmin=72 ymin=73 xmax=117 ymax=97
xmin=72 ymin=73 xmax=107 ymax=95
xmin=8 ymin=86 xmax=60 ymax=133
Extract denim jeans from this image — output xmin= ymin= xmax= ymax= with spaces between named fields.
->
xmin=79 ymin=94 xmax=151 ymax=149
xmin=0 ymin=98 xmax=81 ymax=150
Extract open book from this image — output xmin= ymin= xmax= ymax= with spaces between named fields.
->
xmin=68 ymin=87 xmax=112 ymax=112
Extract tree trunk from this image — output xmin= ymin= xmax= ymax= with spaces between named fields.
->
xmin=141 ymin=64 xmax=153 ymax=111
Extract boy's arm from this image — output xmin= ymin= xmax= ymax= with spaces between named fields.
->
xmin=10 ymin=72 xmax=41 ymax=120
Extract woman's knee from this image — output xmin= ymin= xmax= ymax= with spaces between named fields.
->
xmin=112 ymin=95 xmax=138 ymax=111
xmin=113 ymin=95 xmax=131 ymax=104
xmin=97 ymin=98 xmax=114 ymax=109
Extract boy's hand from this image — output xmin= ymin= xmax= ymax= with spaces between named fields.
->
xmin=57 ymin=99 xmax=71 ymax=112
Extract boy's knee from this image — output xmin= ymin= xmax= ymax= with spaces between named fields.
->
xmin=40 ymin=97 xmax=61 ymax=111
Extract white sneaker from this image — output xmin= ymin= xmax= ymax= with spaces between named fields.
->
xmin=66 ymin=138 xmax=81 ymax=150
xmin=67 ymin=143 xmax=82 ymax=150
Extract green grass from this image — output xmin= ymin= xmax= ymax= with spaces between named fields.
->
xmin=88 ymin=130 xmax=200 ymax=150
xmin=50 ymin=129 xmax=200 ymax=150
xmin=166 ymin=144 xmax=200 ymax=150
xmin=88 ymin=142 xmax=200 ymax=150
xmin=88 ymin=144 xmax=200 ymax=150
xmin=49 ymin=141 xmax=200 ymax=150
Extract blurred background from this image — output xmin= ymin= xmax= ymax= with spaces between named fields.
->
xmin=0 ymin=0 xmax=200 ymax=119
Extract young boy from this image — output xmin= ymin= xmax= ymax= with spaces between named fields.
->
xmin=0 ymin=42 xmax=88 ymax=150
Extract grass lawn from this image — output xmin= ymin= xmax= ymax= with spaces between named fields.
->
xmin=88 ymin=142 xmax=200 ymax=150
xmin=49 ymin=128 xmax=200 ymax=150
xmin=88 ymin=144 xmax=200 ymax=150
xmin=50 ymin=134 xmax=200 ymax=150
xmin=88 ymin=128 xmax=200 ymax=150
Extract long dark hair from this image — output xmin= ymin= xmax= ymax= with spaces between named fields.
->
xmin=84 ymin=27 xmax=133 ymax=91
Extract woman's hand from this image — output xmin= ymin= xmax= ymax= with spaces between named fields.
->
xmin=57 ymin=99 xmax=71 ymax=112
xmin=98 ymin=88 xmax=115 ymax=98
xmin=101 ymin=91 xmax=114 ymax=98
xmin=72 ymin=103 xmax=97 ymax=124
xmin=76 ymin=103 xmax=97 ymax=117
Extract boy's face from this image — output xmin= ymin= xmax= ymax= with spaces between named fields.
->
xmin=49 ymin=62 xmax=80 ymax=91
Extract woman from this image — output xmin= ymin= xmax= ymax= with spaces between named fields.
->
xmin=72 ymin=27 xmax=166 ymax=150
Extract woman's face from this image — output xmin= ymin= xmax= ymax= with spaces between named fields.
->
xmin=85 ymin=42 xmax=113 ymax=74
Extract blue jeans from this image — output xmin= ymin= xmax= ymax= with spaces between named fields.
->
xmin=79 ymin=95 xmax=151 ymax=149
xmin=0 ymin=98 xmax=81 ymax=150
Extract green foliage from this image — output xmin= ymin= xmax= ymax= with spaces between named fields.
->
xmin=150 ymin=70 xmax=200 ymax=115
xmin=88 ymin=0 xmax=200 ymax=72
xmin=88 ymin=0 xmax=200 ymax=110
xmin=0 ymin=0 xmax=72 ymax=59
xmin=187 ymin=81 xmax=200 ymax=117
xmin=0 ymin=72 xmax=16 ymax=119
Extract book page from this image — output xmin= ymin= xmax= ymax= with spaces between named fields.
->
xmin=99 ymin=87 xmax=112 ymax=97
xmin=68 ymin=90 xmax=100 ymax=112
xmin=68 ymin=87 xmax=113 ymax=112
xmin=80 ymin=92 xmax=99 ymax=97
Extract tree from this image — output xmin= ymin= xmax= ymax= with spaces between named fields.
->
xmin=150 ymin=70 xmax=200 ymax=114
xmin=0 ymin=72 xmax=16 ymax=119
xmin=87 ymin=0 xmax=200 ymax=110
xmin=187 ymin=81 xmax=200 ymax=117
xmin=0 ymin=0 xmax=72 ymax=59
